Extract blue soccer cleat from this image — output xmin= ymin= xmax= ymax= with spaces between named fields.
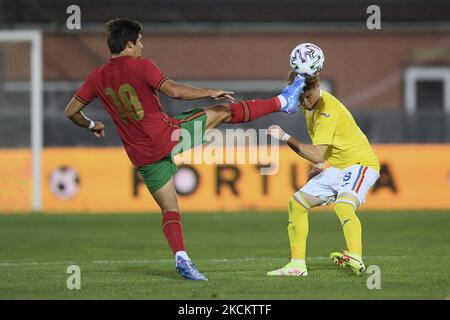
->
xmin=176 ymin=256 xmax=208 ymax=281
xmin=280 ymin=74 xmax=306 ymax=114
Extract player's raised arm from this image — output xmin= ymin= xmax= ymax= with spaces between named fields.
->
xmin=64 ymin=97 xmax=105 ymax=138
xmin=159 ymin=79 xmax=235 ymax=102
xmin=267 ymin=124 xmax=328 ymax=164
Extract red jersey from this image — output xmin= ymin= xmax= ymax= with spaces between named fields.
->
xmin=75 ymin=55 xmax=181 ymax=167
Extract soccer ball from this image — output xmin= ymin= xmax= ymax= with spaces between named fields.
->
xmin=289 ymin=43 xmax=325 ymax=76
xmin=49 ymin=166 xmax=80 ymax=200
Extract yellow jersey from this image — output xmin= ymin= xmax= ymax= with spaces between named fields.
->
xmin=303 ymin=90 xmax=379 ymax=172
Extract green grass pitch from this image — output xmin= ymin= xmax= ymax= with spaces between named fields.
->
xmin=0 ymin=211 xmax=448 ymax=299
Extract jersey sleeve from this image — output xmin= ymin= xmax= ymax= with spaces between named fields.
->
xmin=141 ymin=58 xmax=168 ymax=91
xmin=74 ymin=72 xmax=97 ymax=105
xmin=312 ymin=112 xmax=339 ymax=146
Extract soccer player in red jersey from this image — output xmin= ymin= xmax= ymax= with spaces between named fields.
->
xmin=65 ymin=18 xmax=305 ymax=280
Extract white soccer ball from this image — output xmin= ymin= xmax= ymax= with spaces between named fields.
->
xmin=49 ymin=166 xmax=80 ymax=200
xmin=289 ymin=43 xmax=325 ymax=76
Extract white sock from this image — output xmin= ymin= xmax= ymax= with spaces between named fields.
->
xmin=291 ymin=259 xmax=306 ymax=264
xmin=175 ymin=251 xmax=191 ymax=262
xmin=277 ymin=95 xmax=287 ymax=108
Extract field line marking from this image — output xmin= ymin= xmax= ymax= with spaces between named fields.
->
xmin=0 ymin=255 xmax=449 ymax=267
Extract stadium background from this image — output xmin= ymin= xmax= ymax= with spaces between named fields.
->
xmin=0 ymin=0 xmax=449 ymax=301
xmin=1 ymin=0 xmax=449 ymax=213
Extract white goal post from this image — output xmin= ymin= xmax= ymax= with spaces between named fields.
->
xmin=0 ymin=30 xmax=43 ymax=212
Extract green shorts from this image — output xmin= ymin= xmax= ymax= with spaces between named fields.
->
xmin=138 ymin=108 xmax=207 ymax=194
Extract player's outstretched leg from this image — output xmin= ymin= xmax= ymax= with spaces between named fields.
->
xmin=330 ymin=201 xmax=365 ymax=276
xmin=204 ymin=75 xmax=305 ymax=130
xmin=150 ymin=178 xmax=208 ymax=281
xmin=267 ymin=195 xmax=310 ymax=276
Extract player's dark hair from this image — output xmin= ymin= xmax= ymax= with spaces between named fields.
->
xmin=105 ymin=18 xmax=142 ymax=54
xmin=287 ymin=70 xmax=320 ymax=91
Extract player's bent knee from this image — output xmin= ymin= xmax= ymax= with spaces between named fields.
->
xmin=209 ymin=104 xmax=231 ymax=117
xmin=336 ymin=192 xmax=360 ymax=210
xmin=161 ymin=206 xmax=180 ymax=214
xmin=295 ymin=191 xmax=326 ymax=209
xmin=205 ymin=104 xmax=231 ymax=125
xmin=220 ymin=105 xmax=232 ymax=121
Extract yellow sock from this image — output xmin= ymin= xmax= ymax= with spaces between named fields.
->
xmin=335 ymin=202 xmax=362 ymax=256
xmin=287 ymin=197 xmax=309 ymax=260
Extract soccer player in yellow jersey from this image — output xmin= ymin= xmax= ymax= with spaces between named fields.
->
xmin=267 ymin=73 xmax=380 ymax=276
